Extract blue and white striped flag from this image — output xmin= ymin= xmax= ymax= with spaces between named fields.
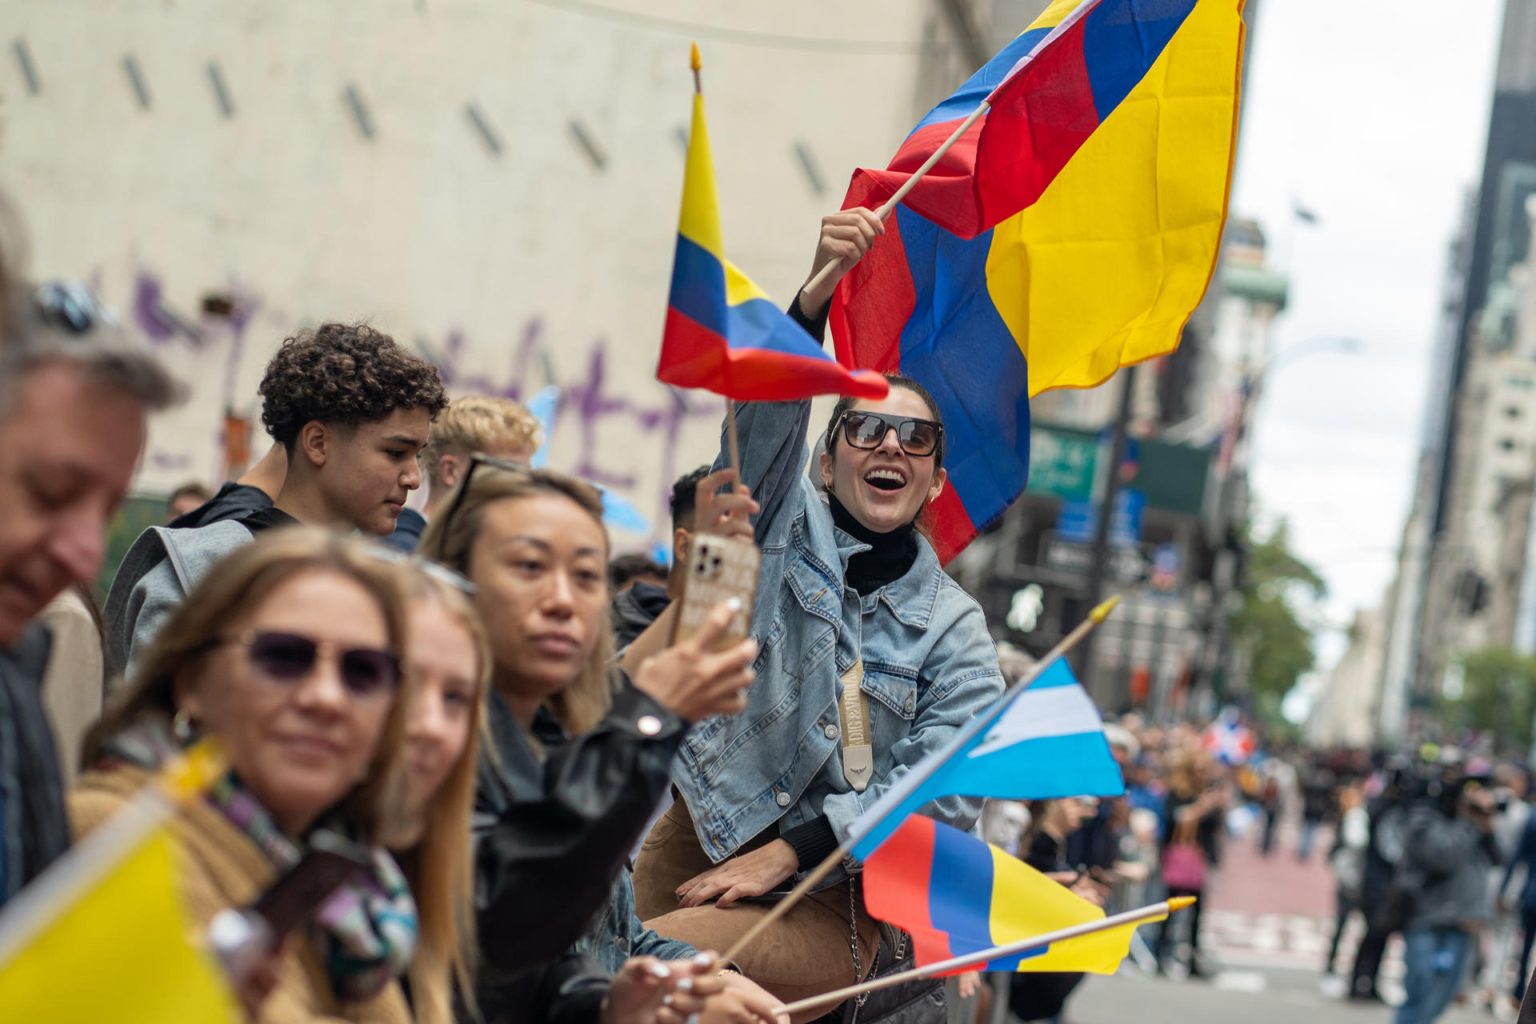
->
xmin=849 ymin=658 xmax=1124 ymax=861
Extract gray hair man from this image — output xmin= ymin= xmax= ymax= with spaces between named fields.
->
xmin=0 ymin=280 xmax=180 ymax=906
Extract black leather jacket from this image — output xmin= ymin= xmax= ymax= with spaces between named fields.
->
xmin=470 ymin=676 xmax=686 ymax=1023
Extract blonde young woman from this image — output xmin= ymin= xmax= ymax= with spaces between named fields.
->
xmin=417 ymin=461 xmax=770 ymax=1024
xmin=381 ymin=564 xmax=488 ymax=1024
xmin=74 ymin=529 xmax=418 ymax=1022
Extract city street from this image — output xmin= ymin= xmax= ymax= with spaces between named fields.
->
xmin=1069 ymin=824 xmax=1502 ymax=1024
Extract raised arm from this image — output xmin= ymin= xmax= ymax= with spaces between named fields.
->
xmin=716 ymin=210 xmax=884 ymax=544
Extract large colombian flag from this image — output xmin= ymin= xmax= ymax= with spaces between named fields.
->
xmin=830 ymin=0 xmax=1245 ymax=561
xmin=865 ymin=815 xmax=1154 ymax=974
xmin=658 ymin=83 xmax=888 ymax=402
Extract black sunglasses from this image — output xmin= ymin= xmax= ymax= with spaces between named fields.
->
xmin=214 ymin=630 xmax=400 ymax=700
xmin=838 ymin=411 xmax=943 ymax=458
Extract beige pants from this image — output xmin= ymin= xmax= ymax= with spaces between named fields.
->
xmin=634 ymin=800 xmax=880 ymax=1023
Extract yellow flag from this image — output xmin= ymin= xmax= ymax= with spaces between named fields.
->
xmin=0 ymin=823 xmax=238 ymax=1022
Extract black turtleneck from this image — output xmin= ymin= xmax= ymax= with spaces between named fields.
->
xmin=828 ymin=493 xmax=918 ymax=594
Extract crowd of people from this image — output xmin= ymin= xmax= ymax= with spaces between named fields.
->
xmin=0 ymin=205 xmax=1025 ymax=1024
xmin=10 ymin=176 xmax=1536 ymax=1022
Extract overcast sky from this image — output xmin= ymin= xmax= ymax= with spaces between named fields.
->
xmin=1234 ymin=0 xmax=1506 ymax=667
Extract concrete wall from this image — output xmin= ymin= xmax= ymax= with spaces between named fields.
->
xmin=1 ymin=0 xmax=1011 ymax=547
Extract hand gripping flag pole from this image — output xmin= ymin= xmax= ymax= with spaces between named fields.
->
xmin=713 ymin=595 xmax=1122 ymax=970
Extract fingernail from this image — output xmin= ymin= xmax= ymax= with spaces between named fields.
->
xmin=678 ymin=977 xmax=694 ymax=993
xmin=694 ymin=952 xmax=714 ymax=968
xmin=726 ymin=597 xmax=743 ymax=612
xmin=650 ymin=963 xmax=672 ymax=979
xmin=663 ymin=994 xmax=674 ymax=1007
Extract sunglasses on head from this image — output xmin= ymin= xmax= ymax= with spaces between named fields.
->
xmin=838 ymin=411 xmax=943 ymax=458
xmin=437 ymin=452 xmax=532 ymax=537
xmin=33 ymin=281 xmax=117 ymax=335
xmin=214 ymin=630 xmax=400 ymax=700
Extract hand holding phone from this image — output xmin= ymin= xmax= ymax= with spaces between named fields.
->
xmin=635 ymin=597 xmax=759 ymax=723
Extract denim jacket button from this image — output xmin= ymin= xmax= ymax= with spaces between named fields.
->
xmin=903 ymin=693 xmax=915 ymax=714
xmin=823 ymin=723 xmax=839 ymax=740
xmin=774 ymin=790 xmax=792 ymax=808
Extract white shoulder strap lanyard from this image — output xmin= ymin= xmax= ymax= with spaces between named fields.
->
xmin=838 ymin=660 xmax=874 ymax=792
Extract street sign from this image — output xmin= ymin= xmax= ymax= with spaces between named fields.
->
xmin=1055 ymin=490 xmax=1145 ymax=546
xmin=1026 ymin=428 xmax=1097 ymax=502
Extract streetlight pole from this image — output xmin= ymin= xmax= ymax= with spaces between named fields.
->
xmin=1076 ymin=365 xmax=1137 ymax=698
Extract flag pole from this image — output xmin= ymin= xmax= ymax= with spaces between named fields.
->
xmin=690 ymin=41 xmax=745 ymax=482
xmin=800 ymin=98 xmax=990 ymax=300
xmin=776 ymin=897 xmax=1196 ymax=1018
xmin=715 ymin=595 xmax=1121 ymax=969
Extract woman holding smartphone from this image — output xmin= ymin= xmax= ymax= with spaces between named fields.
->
xmin=630 ymin=213 xmax=1006 ymax=1018
xmin=74 ymin=530 xmax=419 ymax=1022
xmin=416 ymin=463 xmax=768 ymax=1023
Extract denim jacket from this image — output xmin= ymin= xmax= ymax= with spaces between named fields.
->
xmin=573 ymin=870 xmax=696 ymax=974
xmin=671 ymin=398 xmax=1005 ymax=863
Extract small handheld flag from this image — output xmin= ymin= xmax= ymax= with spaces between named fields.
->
xmin=847 ymin=656 xmax=1124 ymax=861
xmin=658 ymin=47 xmax=888 ymax=404
xmin=865 ymin=815 xmax=1146 ymax=974
xmin=0 ymin=743 xmax=238 ymax=1022
xmin=778 ymin=887 xmax=1192 ymax=1017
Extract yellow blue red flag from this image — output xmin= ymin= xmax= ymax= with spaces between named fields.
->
xmin=865 ymin=815 xmax=1155 ymax=974
xmin=830 ymin=0 xmax=1245 ymax=561
xmin=658 ymin=84 xmax=888 ymax=402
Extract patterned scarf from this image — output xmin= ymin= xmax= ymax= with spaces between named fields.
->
xmin=103 ymin=717 xmax=418 ymax=1003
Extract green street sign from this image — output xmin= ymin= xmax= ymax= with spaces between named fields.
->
xmin=1026 ymin=426 xmax=1097 ymax=502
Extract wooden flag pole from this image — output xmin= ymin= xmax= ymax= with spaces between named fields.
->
xmin=799 ymin=98 xmax=990 ymax=302
xmin=714 ymin=595 xmax=1121 ymax=970
xmin=775 ymin=897 xmax=1197 ymax=1018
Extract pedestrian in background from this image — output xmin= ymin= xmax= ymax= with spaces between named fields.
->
xmin=1154 ymin=750 xmax=1225 ymax=979
xmin=1325 ymin=782 xmax=1370 ymax=978
xmin=1393 ymin=780 xmax=1500 ymax=1024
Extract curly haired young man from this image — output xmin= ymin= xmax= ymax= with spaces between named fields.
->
xmin=105 ymin=322 xmax=447 ymax=673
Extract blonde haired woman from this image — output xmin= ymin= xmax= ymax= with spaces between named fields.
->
xmin=75 ymin=529 xmax=416 ymax=1022
xmin=381 ymin=563 xmax=488 ymax=1024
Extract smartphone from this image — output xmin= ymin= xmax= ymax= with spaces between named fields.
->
xmin=209 ymin=830 xmax=373 ymax=981
xmin=671 ymin=534 xmax=760 ymax=652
